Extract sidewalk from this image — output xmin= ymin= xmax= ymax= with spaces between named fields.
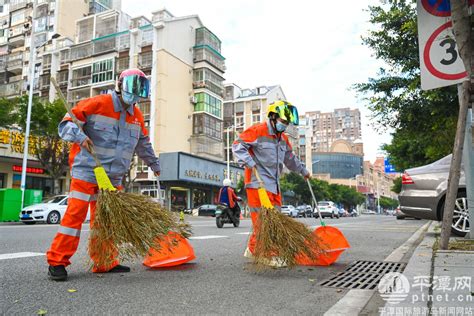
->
xmin=380 ymin=223 xmax=474 ymax=316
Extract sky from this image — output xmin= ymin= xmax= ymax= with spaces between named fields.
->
xmin=122 ymin=0 xmax=392 ymax=162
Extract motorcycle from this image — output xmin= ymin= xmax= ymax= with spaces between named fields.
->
xmin=215 ymin=200 xmax=241 ymax=228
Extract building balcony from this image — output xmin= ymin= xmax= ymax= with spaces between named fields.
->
xmin=8 ymin=34 xmax=26 ymax=48
xmin=193 ymin=47 xmax=225 ymax=72
xmin=0 ymin=80 xmax=22 ymax=97
xmin=70 ymin=42 xmax=93 ymax=61
xmin=70 ymin=77 xmax=92 ymax=89
xmin=9 ymin=0 xmax=29 ymax=12
xmin=6 ymin=60 xmax=23 ymax=73
xmin=193 ymin=80 xmax=224 ymax=97
xmin=195 ymin=27 xmax=221 ymax=54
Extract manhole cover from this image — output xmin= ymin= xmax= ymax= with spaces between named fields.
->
xmin=320 ymin=260 xmax=407 ymax=290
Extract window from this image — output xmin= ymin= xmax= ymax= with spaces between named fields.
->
xmin=136 ymin=158 xmax=148 ymax=173
xmin=193 ymin=113 xmax=222 ymax=140
xmin=194 ymin=92 xmax=222 ymax=118
xmin=235 ymin=114 xmax=243 ymax=127
xmin=92 ymin=59 xmax=114 ymax=83
xmin=252 ymin=112 xmax=260 ymax=124
xmin=71 ymin=66 xmax=92 ymax=87
xmin=139 ymin=52 xmax=152 ymax=68
xmin=11 ymin=11 xmax=25 ymax=25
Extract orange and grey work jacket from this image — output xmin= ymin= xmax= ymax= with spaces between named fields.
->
xmin=59 ymin=91 xmax=160 ymax=186
xmin=232 ymin=120 xmax=309 ymax=195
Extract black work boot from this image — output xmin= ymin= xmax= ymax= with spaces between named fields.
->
xmin=48 ymin=265 xmax=68 ymax=281
xmin=107 ymin=264 xmax=130 ymax=273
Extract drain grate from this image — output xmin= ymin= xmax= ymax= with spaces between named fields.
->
xmin=320 ymin=260 xmax=406 ymax=290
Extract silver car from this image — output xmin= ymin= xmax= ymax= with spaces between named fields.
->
xmin=398 ymin=155 xmax=469 ymax=236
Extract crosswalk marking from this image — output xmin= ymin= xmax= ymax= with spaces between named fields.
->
xmin=189 ymin=235 xmax=228 ymax=240
xmin=0 ymin=252 xmax=45 ymax=260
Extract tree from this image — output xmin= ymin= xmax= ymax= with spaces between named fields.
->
xmin=280 ymin=172 xmax=365 ymax=208
xmin=391 ymin=177 xmax=402 ymax=194
xmin=379 ymin=196 xmax=399 ymax=209
xmin=355 ymin=0 xmax=458 ymax=171
xmin=0 ymin=98 xmax=18 ymax=129
xmin=13 ymin=96 xmax=69 ymax=195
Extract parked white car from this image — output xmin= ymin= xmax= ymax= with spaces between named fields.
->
xmin=19 ymin=195 xmax=90 ymax=225
xmin=281 ymin=205 xmax=298 ymax=218
xmin=315 ymin=201 xmax=339 ymax=219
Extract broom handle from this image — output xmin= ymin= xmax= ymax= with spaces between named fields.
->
xmin=253 ymin=167 xmax=264 ymax=186
xmin=306 ymin=179 xmax=325 ymax=226
xmin=51 ymin=77 xmax=102 ymax=167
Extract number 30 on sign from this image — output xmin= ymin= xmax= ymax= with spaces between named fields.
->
xmin=417 ymin=0 xmax=468 ymax=90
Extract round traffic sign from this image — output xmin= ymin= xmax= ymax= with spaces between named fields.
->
xmin=423 ymin=21 xmax=468 ymax=80
xmin=421 ymin=0 xmax=451 ymax=17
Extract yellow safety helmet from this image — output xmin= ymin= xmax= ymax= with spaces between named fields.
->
xmin=267 ymin=100 xmax=299 ymax=125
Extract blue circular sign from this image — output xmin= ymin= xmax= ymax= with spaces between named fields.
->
xmin=421 ymin=0 xmax=451 ymax=17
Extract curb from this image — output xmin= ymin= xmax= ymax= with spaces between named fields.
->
xmin=381 ymin=221 xmax=439 ymax=311
xmin=324 ymin=221 xmax=432 ymax=316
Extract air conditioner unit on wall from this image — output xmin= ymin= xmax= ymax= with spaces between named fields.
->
xmin=190 ymin=96 xmax=197 ymax=104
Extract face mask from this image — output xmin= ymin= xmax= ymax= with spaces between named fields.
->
xmin=122 ymin=91 xmax=140 ymax=105
xmin=275 ymin=121 xmax=288 ymax=132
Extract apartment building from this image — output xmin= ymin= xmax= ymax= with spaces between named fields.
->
xmin=223 ymin=84 xmax=299 ymax=161
xmin=0 ymin=5 xmax=227 ymax=194
xmin=304 ymin=107 xmax=362 ymax=152
xmin=0 ymin=0 xmax=124 ymax=92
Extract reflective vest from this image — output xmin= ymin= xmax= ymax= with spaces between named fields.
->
xmin=232 ymin=120 xmax=309 ymax=195
xmin=59 ymin=91 xmax=160 ymax=185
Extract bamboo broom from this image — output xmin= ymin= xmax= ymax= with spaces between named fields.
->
xmin=51 ymin=77 xmax=191 ymax=269
xmin=252 ymin=168 xmax=322 ymax=270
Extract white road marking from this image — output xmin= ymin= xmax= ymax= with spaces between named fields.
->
xmin=0 ymin=252 xmax=45 ymax=260
xmin=236 ymin=232 xmax=251 ymax=235
xmin=189 ymin=235 xmax=228 ymax=240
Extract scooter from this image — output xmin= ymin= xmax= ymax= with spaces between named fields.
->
xmin=215 ymin=201 xmax=241 ymax=228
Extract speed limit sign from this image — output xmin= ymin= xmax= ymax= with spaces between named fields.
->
xmin=417 ymin=0 xmax=468 ymax=90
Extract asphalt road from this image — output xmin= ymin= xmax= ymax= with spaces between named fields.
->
xmin=0 ymin=215 xmax=426 ymax=315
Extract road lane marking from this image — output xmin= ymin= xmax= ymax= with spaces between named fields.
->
xmin=236 ymin=232 xmax=251 ymax=235
xmin=0 ymin=252 xmax=45 ymax=260
xmin=189 ymin=235 xmax=228 ymax=240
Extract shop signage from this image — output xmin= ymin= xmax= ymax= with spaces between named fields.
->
xmin=13 ymin=165 xmax=45 ymax=174
xmin=0 ymin=129 xmax=39 ymax=156
xmin=159 ymin=152 xmax=244 ymax=188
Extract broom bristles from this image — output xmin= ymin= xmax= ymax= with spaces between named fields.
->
xmin=253 ymin=207 xmax=323 ymax=270
xmin=88 ymin=190 xmax=192 ymax=269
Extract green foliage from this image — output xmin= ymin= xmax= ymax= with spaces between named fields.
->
xmin=0 ymin=98 xmax=17 ymax=128
xmin=356 ymin=0 xmax=457 ymax=171
xmin=379 ymin=196 xmax=399 ymax=209
xmin=236 ymin=176 xmax=245 ymax=194
xmin=14 ymin=96 xmax=66 ymax=136
xmin=1 ymin=96 xmax=68 ymax=194
xmin=281 ymin=172 xmax=366 ymax=208
xmin=391 ymin=177 xmax=402 ymax=194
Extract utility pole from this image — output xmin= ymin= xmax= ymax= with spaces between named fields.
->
xmin=20 ymin=0 xmax=37 ymax=209
xmin=440 ymin=0 xmax=472 ymax=249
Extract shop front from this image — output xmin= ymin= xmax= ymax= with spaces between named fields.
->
xmin=0 ymin=129 xmax=69 ymax=195
xmin=158 ymin=152 xmax=244 ymax=211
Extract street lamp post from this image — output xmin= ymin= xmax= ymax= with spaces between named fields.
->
xmin=20 ymin=0 xmax=38 ymax=209
xmin=20 ymin=0 xmax=60 ymax=208
xmin=225 ymin=123 xmax=245 ymax=180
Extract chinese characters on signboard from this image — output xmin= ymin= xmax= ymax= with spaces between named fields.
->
xmin=0 ymin=129 xmax=39 ymax=156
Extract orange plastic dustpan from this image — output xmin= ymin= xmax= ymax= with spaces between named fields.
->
xmin=296 ymin=179 xmax=350 ymax=266
xmin=143 ymin=232 xmax=195 ymax=268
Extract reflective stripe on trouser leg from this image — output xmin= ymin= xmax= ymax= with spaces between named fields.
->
xmin=46 ymin=178 xmax=97 ymax=267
